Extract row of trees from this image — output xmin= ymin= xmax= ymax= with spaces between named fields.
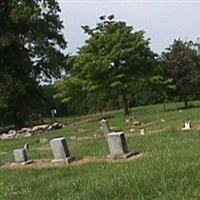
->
xmin=54 ymin=15 xmax=200 ymax=116
xmin=1 ymin=1 xmax=200 ymax=128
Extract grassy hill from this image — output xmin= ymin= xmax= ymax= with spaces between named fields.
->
xmin=1 ymin=102 xmax=200 ymax=199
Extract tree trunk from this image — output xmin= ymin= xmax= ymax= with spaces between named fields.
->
xmin=163 ymin=101 xmax=166 ymax=112
xmin=184 ymin=98 xmax=188 ymax=108
xmin=122 ymin=92 xmax=130 ymax=116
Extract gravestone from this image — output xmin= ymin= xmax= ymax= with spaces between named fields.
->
xmin=50 ymin=137 xmax=75 ymax=164
xmin=140 ymin=129 xmax=145 ymax=136
xmin=100 ymin=119 xmax=111 ymax=137
xmin=24 ymin=143 xmax=29 ymax=150
xmin=13 ymin=148 xmax=32 ymax=164
xmin=182 ymin=121 xmax=191 ymax=131
xmin=107 ymin=132 xmax=135 ymax=159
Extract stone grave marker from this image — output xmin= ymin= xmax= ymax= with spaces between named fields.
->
xmin=182 ymin=121 xmax=191 ymax=131
xmin=140 ymin=129 xmax=145 ymax=136
xmin=13 ymin=148 xmax=32 ymax=164
xmin=50 ymin=137 xmax=75 ymax=164
xmin=107 ymin=132 xmax=136 ymax=159
xmin=100 ymin=119 xmax=111 ymax=138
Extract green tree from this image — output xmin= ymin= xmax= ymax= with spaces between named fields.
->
xmin=0 ymin=0 xmax=66 ymax=127
xmin=54 ymin=77 xmax=87 ymax=115
xmin=129 ymin=78 xmax=163 ymax=107
xmin=151 ymin=75 xmax=176 ymax=111
xmin=162 ymin=39 xmax=200 ymax=108
xmin=70 ymin=15 xmax=155 ymax=115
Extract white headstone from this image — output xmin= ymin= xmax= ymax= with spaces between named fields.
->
xmin=185 ymin=121 xmax=191 ymax=130
xmin=13 ymin=148 xmax=32 ymax=164
xmin=140 ymin=129 xmax=145 ymax=136
xmin=50 ymin=137 xmax=75 ymax=164
xmin=182 ymin=121 xmax=191 ymax=131
xmin=13 ymin=148 xmax=28 ymax=163
xmin=107 ymin=132 xmax=134 ymax=159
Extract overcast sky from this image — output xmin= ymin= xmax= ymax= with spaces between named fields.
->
xmin=58 ymin=0 xmax=200 ymax=55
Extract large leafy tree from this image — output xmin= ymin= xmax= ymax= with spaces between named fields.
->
xmin=54 ymin=77 xmax=87 ymax=115
xmin=0 ymin=0 xmax=66 ymax=127
xmin=162 ymin=39 xmax=200 ymax=108
xmin=70 ymin=15 xmax=155 ymax=115
xmin=151 ymin=75 xmax=176 ymax=111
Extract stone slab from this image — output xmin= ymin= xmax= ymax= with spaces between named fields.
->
xmin=51 ymin=156 xmax=75 ymax=165
xmin=182 ymin=121 xmax=191 ymax=131
xmin=50 ymin=137 xmax=75 ymax=164
xmin=107 ymin=152 xmax=139 ymax=160
xmin=11 ymin=160 xmax=33 ymax=166
xmin=107 ymin=132 xmax=129 ymax=156
xmin=13 ymin=148 xmax=28 ymax=163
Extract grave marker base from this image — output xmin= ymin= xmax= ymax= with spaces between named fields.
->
xmin=12 ymin=160 xmax=33 ymax=166
xmin=51 ymin=156 xmax=75 ymax=164
xmin=107 ymin=152 xmax=139 ymax=160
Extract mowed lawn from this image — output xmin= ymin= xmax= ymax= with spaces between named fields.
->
xmin=1 ymin=102 xmax=200 ymax=199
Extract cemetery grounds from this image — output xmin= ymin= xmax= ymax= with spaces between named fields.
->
xmin=1 ymin=102 xmax=200 ymax=199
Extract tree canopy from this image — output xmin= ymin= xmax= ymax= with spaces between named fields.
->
xmin=67 ymin=15 xmax=156 ymax=115
xmin=162 ymin=39 xmax=200 ymax=107
xmin=2 ymin=7 xmax=200 ymax=128
xmin=0 ymin=0 xmax=66 ymax=127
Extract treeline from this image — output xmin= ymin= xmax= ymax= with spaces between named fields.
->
xmin=1 ymin=0 xmax=200 ymax=128
xmin=53 ymin=16 xmax=200 ymax=115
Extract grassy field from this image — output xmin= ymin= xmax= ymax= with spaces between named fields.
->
xmin=1 ymin=102 xmax=200 ymax=199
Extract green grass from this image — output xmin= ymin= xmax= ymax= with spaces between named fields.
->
xmin=1 ymin=101 xmax=200 ymax=199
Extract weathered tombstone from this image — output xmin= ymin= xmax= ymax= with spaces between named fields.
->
xmin=185 ymin=121 xmax=191 ymax=130
xmin=140 ymin=129 xmax=145 ymax=136
xmin=24 ymin=143 xmax=29 ymax=150
xmin=13 ymin=148 xmax=32 ymax=164
xmin=50 ymin=137 xmax=75 ymax=164
xmin=100 ymin=119 xmax=111 ymax=137
xmin=107 ymin=132 xmax=135 ymax=159
xmin=182 ymin=121 xmax=191 ymax=131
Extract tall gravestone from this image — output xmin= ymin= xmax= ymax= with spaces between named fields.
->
xmin=100 ymin=119 xmax=111 ymax=138
xmin=107 ymin=132 xmax=135 ymax=159
xmin=50 ymin=137 xmax=75 ymax=164
xmin=13 ymin=148 xmax=32 ymax=164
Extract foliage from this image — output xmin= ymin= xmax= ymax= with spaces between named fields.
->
xmin=54 ymin=77 xmax=87 ymax=115
xmin=0 ymin=0 xmax=66 ymax=127
xmin=130 ymin=78 xmax=163 ymax=107
xmin=54 ymin=77 xmax=121 ymax=115
xmin=69 ymin=15 xmax=156 ymax=115
xmin=151 ymin=75 xmax=176 ymax=111
xmin=162 ymin=39 xmax=200 ymax=107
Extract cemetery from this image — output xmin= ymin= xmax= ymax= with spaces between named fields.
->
xmin=1 ymin=102 xmax=200 ymax=199
xmin=1 ymin=0 xmax=200 ymax=199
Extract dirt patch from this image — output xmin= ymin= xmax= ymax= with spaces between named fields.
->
xmin=1 ymin=153 xmax=146 ymax=169
xmin=1 ymin=159 xmax=61 ymax=169
xmin=191 ymin=124 xmax=200 ymax=131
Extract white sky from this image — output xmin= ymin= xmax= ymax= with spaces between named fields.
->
xmin=58 ymin=0 xmax=200 ymax=55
